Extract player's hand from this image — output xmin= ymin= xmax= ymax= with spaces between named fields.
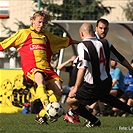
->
xmin=68 ymin=86 xmax=77 ymax=98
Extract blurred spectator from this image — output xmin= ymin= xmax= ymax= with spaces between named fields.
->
xmin=112 ymin=59 xmax=133 ymax=116
xmin=57 ymin=55 xmax=77 ymax=103
xmin=110 ymin=59 xmax=125 ymax=97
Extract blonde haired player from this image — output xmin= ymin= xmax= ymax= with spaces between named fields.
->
xmin=0 ymin=10 xmax=79 ymax=124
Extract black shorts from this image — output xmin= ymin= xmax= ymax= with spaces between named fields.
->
xmin=75 ymin=77 xmax=112 ymax=106
xmin=116 ymin=89 xmax=124 ymax=98
xmin=120 ymin=91 xmax=133 ymax=101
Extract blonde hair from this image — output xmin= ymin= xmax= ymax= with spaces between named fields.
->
xmin=30 ymin=10 xmax=52 ymax=21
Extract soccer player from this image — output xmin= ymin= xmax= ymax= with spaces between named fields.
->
xmin=63 ymin=18 xmax=110 ymax=122
xmin=66 ymin=22 xmax=133 ymax=128
xmin=88 ymin=18 xmax=112 ymax=116
xmin=0 ymin=10 xmax=79 ymax=124
xmin=95 ymin=18 xmax=109 ymax=39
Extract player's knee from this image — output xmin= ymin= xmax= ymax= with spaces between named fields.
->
xmin=54 ymin=89 xmax=63 ymax=96
xmin=66 ymin=97 xmax=72 ymax=105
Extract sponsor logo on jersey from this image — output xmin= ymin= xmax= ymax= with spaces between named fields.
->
xmin=30 ymin=44 xmax=46 ymax=50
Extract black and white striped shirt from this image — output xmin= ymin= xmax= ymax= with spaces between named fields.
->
xmin=74 ymin=37 xmax=125 ymax=84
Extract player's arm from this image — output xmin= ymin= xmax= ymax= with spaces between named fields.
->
xmin=121 ymin=59 xmax=133 ymax=75
xmin=68 ymin=43 xmax=87 ymax=98
xmin=47 ymin=30 xmax=80 ymax=52
xmin=110 ymin=45 xmax=133 ymax=75
xmin=0 ymin=30 xmax=23 ymax=51
xmin=75 ymin=43 xmax=88 ymax=89
xmin=71 ymin=39 xmax=80 ymax=44
xmin=74 ymin=67 xmax=86 ymax=89
xmin=57 ymin=59 xmax=71 ymax=71
xmin=57 ymin=56 xmax=76 ymax=71
xmin=68 ymin=67 xmax=86 ymax=98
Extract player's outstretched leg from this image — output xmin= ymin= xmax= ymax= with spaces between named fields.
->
xmin=74 ymin=104 xmax=101 ymax=128
xmin=102 ymin=94 xmax=133 ymax=115
xmin=35 ymin=84 xmax=49 ymax=125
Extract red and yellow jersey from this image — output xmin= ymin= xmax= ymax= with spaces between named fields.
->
xmin=0 ymin=26 xmax=72 ymax=75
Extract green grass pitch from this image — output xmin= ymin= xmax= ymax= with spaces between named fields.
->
xmin=0 ymin=113 xmax=133 ymax=133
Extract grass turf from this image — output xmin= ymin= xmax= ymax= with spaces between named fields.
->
xmin=0 ymin=113 xmax=133 ymax=133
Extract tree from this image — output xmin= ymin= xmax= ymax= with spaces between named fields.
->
xmin=121 ymin=0 xmax=133 ymax=21
xmin=33 ymin=0 xmax=113 ymax=20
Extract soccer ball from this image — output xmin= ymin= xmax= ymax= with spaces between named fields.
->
xmin=46 ymin=102 xmax=64 ymax=119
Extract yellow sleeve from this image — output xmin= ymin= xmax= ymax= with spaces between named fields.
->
xmin=0 ymin=29 xmax=27 ymax=50
xmin=45 ymin=30 xmax=70 ymax=52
